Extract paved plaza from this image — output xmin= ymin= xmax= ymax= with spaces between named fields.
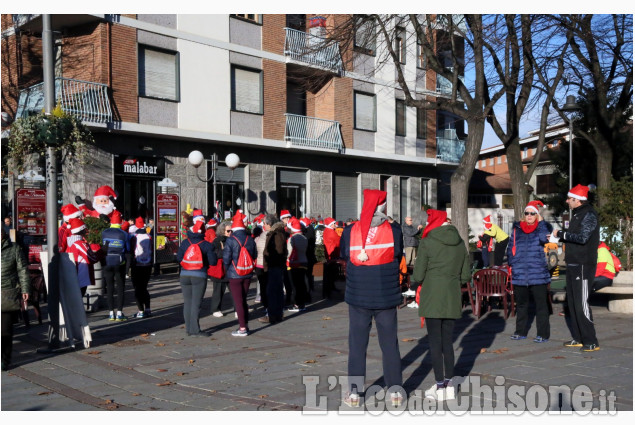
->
xmin=1 ymin=271 xmax=632 ymax=414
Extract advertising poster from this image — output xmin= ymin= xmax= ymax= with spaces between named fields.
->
xmin=155 ymin=193 xmax=180 ymax=263
xmin=16 ymin=188 xmax=46 ymax=236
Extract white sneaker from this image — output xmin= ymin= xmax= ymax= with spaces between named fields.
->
xmin=424 ymin=383 xmax=444 ymax=401
xmin=403 ymin=289 xmax=416 ymax=297
xmin=390 ymin=392 xmax=403 ymax=407
xmin=234 ymin=312 xmax=238 ymax=318
xmin=407 ymin=301 xmax=419 ymax=308
xmin=212 ymin=311 xmax=223 ymax=318
xmin=342 ymin=392 xmax=360 ymax=408
xmin=445 ymin=383 xmax=455 ymax=401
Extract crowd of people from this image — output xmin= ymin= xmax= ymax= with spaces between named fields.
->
xmin=1 ymin=183 xmax=610 ymax=404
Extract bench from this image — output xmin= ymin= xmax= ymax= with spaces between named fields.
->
xmin=595 ymin=271 xmax=633 ymax=313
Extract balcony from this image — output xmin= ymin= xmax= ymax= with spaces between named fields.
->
xmin=16 ymin=78 xmax=112 ymax=124
xmin=10 ymin=14 xmax=103 ymax=32
xmin=284 ymin=28 xmax=343 ymax=74
xmin=437 ymin=129 xmax=465 ymax=163
xmin=436 ymin=68 xmax=465 ymax=96
xmin=285 ymin=114 xmax=343 ymax=151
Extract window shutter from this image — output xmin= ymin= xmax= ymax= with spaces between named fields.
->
xmin=355 ymin=93 xmax=375 ymax=131
xmin=334 ymin=174 xmax=358 ymax=221
xmin=140 ymin=48 xmax=177 ymax=100
xmin=234 ymin=68 xmax=262 ymax=113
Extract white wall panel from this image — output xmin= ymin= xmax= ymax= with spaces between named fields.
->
xmin=177 ymin=14 xmax=229 ymax=42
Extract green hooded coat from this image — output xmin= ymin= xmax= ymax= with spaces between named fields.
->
xmin=1 ymin=237 xmax=30 ymax=312
xmin=412 ymin=225 xmax=471 ymax=319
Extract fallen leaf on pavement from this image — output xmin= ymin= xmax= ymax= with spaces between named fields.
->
xmin=480 ymin=348 xmax=488 ymax=353
xmin=552 ymin=356 xmax=566 ymax=359
xmin=401 ymin=338 xmax=416 ymax=342
xmin=155 ymin=343 xmax=165 ymax=347
xmin=322 ymin=316 xmax=332 ymax=320
xmin=141 ymin=333 xmax=150 ymax=338
xmin=157 ymin=369 xmax=168 ymax=372
xmin=132 ymin=393 xmax=141 ymax=396
xmin=259 ymin=395 xmax=268 ymax=398
xmin=86 ymin=351 xmax=101 ymax=355
xmin=99 ymin=399 xmax=114 ymax=405
xmin=315 ymin=354 xmax=326 ymax=358
xmin=37 ymin=391 xmax=52 ymax=396
xmin=258 ymin=360 xmax=267 ymax=364
xmin=156 ymin=381 xmax=173 ymax=386
xmin=304 ymin=359 xmax=317 ymax=364
xmin=188 ymin=359 xmax=195 ymax=364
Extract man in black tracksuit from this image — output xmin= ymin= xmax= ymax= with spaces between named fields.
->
xmin=553 ymin=184 xmax=600 ymax=352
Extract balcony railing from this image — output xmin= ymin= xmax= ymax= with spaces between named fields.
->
xmin=285 ymin=113 xmax=343 ymax=151
xmin=436 ymin=68 xmax=465 ymax=95
xmin=284 ymin=28 xmax=343 ymax=73
xmin=437 ymin=129 xmax=465 ymax=163
xmin=16 ymin=78 xmax=112 ymax=123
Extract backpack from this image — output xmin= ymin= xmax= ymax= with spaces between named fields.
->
xmin=231 ymin=235 xmax=255 ymax=276
xmin=134 ymin=233 xmax=153 ymax=265
xmin=180 ymin=239 xmax=204 ymax=270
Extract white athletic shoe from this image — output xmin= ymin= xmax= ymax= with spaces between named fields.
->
xmin=424 ymin=383 xmax=444 ymax=401
xmin=407 ymin=301 xmax=419 ymax=308
xmin=403 ymin=289 xmax=416 ymax=297
xmin=212 ymin=311 xmax=224 ymax=318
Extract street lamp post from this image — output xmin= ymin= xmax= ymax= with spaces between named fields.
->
xmin=561 ymin=95 xmax=580 ymax=226
xmin=187 ymin=151 xmax=240 ymax=217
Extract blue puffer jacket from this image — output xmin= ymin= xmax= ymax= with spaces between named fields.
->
xmin=506 ymin=220 xmax=553 ymax=286
xmin=340 ymin=220 xmax=404 ymax=309
xmin=223 ymin=229 xmax=257 ymax=279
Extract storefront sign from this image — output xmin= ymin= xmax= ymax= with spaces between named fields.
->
xmin=114 ymin=155 xmax=165 ymax=178
xmin=15 ymin=189 xmax=46 ymax=236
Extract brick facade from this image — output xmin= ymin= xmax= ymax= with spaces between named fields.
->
xmin=262 ymin=59 xmax=286 ymax=141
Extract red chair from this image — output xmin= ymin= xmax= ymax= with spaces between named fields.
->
xmin=473 ymin=268 xmax=514 ymax=319
xmin=461 ymin=280 xmax=476 ymax=313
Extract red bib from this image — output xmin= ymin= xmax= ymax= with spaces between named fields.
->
xmin=349 ymin=221 xmax=395 ymax=266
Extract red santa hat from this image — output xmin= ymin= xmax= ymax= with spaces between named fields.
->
xmin=135 ymin=217 xmax=145 ymax=229
xmin=206 ymin=218 xmax=218 ymax=228
xmin=299 ymin=217 xmax=311 ymax=228
xmin=287 ymin=217 xmax=303 ymax=234
xmin=422 ymin=209 xmax=448 ymax=238
xmin=68 ymin=218 xmax=86 ymax=234
xmin=191 ymin=220 xmax=204 ymax=234
xmin=483 ymin=214 xmax=493 ymax=230
xmin=61 ymin=204 xmax=82 ymax=222
xmin=110 ymin=210 xmax=123 ymax=225
xmin=324 ymin=217 xmax=336 ymax=228
xmin=356 ymin=189 xmax=388 ymax=262
xmin=280 ymin=210 xmax=292 ymax=219
xmin=231 ymin=212 xmax=246 ymax=231
xmin=192 ymin=209 xmax=205 ymax=223
xmin=525 ymin=200 xmax=545 ymax=214
xmin=568 ymin=184 xmax=589 ymax=201
xmin=94 ymin=185 xmax=117 ymax=200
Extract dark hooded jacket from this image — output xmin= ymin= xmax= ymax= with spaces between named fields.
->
xmin=412 ymin=224 xmax=471 ymax=319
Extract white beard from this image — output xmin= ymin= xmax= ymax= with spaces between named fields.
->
xmin=94 ymin=198 xmax=115 ymax=215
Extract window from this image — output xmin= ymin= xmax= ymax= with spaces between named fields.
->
xmin=497 ymin=156 xmax=502 ymax=164
xmin=417 ymin=42 xmax=427 ymax=69
xmin=354 ymin=91 xmax=376 ymax=131
xmin=395 ymin=27 xmax=406 ymax=64
xmin=354 ymin=15 xmax=376 ymax=55
xmin=475 ymin=161 xmax=479 ymax=169
xmin=523 ymin=147 xmax=528 ymax=158
xmin=231 ymin=66 xmax=263 ymax=114
xmin=481 ymin=159 xmax=486 ymax=167
xmin=416 ymin=106 xmax=427 ymax=139
xmin=421 ymin=178 xmax=429 ymax=207
xmin=232 ymin=14 xmax=262 ymax=24
xmin=396 ymin=99 xmax=406 ymax=136
xmin=138 ymin=45 xmax=179 ymax=101
xmin=504 ymin=155 xmax=507 ymax=163
xmin=552 ymin=140 xmax=559 ymax=148
xmin=489 ymin=157 xmax=494 ymax=166
xmin=536 ymin=174 xmax=558 ymax=194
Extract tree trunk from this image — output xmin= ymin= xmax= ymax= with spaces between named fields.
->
xmin=505 ymin=137 xmax=530 ymax=218
xmin=451 ymin=118 xmax=485 ymax=249
xmin=595 ymin=139 xmax=613 ymax=209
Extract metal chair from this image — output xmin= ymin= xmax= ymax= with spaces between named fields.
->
xmin=473 ymin=268 xmax=514 ymax=319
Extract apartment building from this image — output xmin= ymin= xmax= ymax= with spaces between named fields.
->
xmin=468 ymin=123 xmax=568 ymax=235
xmin=1 ymin=14 xmax=465 ymax=231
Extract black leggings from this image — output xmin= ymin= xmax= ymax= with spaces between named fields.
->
xmin=426 ymin=318 xmax=455 ymax=382
xmin=103 ymin=264 xmax=126 ymax=312
xmin=494 ymin=238 xmax=508 ymax=266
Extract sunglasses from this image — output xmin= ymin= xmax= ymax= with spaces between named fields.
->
xmin=524 ymin=211 xmax=537 ymax=216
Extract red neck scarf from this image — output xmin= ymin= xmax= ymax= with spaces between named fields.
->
xmin=520 ymin=221 xmax=538 ymax=234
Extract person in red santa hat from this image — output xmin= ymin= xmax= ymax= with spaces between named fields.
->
xmin=552 ymin=184 xmax=601 ymax=352
xmin=76 ymin=185 xmax=118 ymax=220
xmin=286 ymin=217 xmax=309 ymax=312
xmin=279 ymin=210 xmax=292 ymax=225
xmin=412 ymin=209 xmax=470 ymax=402
xmin=506 ymin=200 xmax=553 ymax=344
xmin=223 ymin=211 xmax=257 ymax=336
xmin=322 ymin=217 xmax=342 ymax=299
xmin=204 ymin=218 xmax=218 ymax=243
xmin=66 ymin=218 xmax=102 ymax=297
xmin=59 ymin=204 xmax=83 ymax=253
xmin=339 ymin=189 xmax=405 ymax=407
xmin=100 ymin=210 xmax=130 ymax=321
xmin=482 ymin=214 xmax=509 ymax=267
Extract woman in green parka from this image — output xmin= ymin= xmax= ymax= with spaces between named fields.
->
xmin=1 ymin=228 xmax=31 ymax=371
xmin=412 ymin=209 xmax=471 ymax=402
